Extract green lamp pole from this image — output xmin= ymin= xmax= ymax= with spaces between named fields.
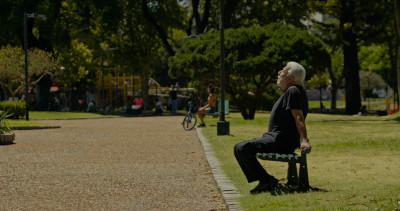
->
xmin=217 ymin=0 xmax=229 ymax=135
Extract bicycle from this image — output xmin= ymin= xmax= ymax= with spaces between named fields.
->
xmin=182 ymin=101 xmax=197 ymax=130
xmin=182 ymin=94 xmax=200 ymax=130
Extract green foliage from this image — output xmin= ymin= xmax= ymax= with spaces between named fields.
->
xmin=169 ymin=24 xmax=330 ymax=119
xmin=56 ymin=39 xmax=93 ymax=87
xmin=358 ymin=45 xmax=393 ymax=87
xmin=359 ymin=71 xmax=388 ymax=90
xmin=331 ymin=49 xmax=344 ymax=81
xmin=307 ymin=72 xmax=330 ymax=88
xmin=258 ymin=90 xmax=281 ymax=111
xmin=309 ymin=1 xmax=395 ymax=46
xmin=222 ymin=0 xmax=312 ymax=29
xmin=0 ymin=45 xmax=58 ymax=99
xmin=309 ymin=1 xmax=397 ymax=113
xmin=0 ymin=101 xmax=26 ymax=119
xmin=0 ymin=111 xmax=12 ymax=134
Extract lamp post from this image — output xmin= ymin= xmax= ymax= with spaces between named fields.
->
xmin=217 ymin=0 xmax=229 ymax=135
xmin=318 ymin=84 xmax=322 ymax=110
xmin=366 ymin=71 xmax=371 ymax=109
xmin=24 ymin=12 xmax=45 ymax=121
xmin=125 ymin=81 xmax=129 ymax=105
xmin=100 ymin=47 xmax=116 ymax=112
xmin=366 ymin=67 xmax=375 ymax=110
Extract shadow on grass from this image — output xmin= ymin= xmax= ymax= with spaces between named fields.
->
xmin=269 ymin=184 xmax=329 ymax=196
xmin=206 ymin=124 xmax=236 ymax=137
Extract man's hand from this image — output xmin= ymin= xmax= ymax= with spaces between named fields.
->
xmin=300 ymin=141 xmax=311 ymax=154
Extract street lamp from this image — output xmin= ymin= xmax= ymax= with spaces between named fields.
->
xmin=100 ymin=47 xmax=116 ymax=112
xmin=216 ymin=0 xmax=229 ymax=135
xmin=366 ymin=71 xmax=371 ymax=109
xmin=24 ymin=12 xmax=45 ymax=121
xmin=366 ymin=67 xmax=375 ymax=110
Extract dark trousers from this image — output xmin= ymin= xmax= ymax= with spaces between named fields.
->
xmin=234 ymin=133 xmax=297 ymax=183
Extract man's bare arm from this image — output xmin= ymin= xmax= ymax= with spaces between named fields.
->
xmin=291 ymin=109 xmax=311 ymax=153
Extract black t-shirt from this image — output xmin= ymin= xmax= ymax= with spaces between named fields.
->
xmin=268 ymin=85 xmax=308 ymax=146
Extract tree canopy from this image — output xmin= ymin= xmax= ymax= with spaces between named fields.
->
xmin=0 ymin=45 xmax=58 ymax=100
xmin=0 ymin=0 xmax=399 ymax=114
xmin=169 ymin=23 xmax=330 ymax=119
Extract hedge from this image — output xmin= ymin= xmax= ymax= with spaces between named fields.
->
xmin=0 ymin=101 xmax=26 ymax=119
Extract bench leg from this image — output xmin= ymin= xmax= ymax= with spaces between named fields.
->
xmin=298 ymin=154 xmax=309 ymax=191
xmin=287 ymin=161 xmax=298 ymax=186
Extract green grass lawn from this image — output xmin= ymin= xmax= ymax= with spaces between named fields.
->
xmin=309 ymin=98 xmax=392 ymax=111
xmin=200 ymin=112 xmax=400 ymax=210
xmin=29 ymin=111 xmax=117 ymax=119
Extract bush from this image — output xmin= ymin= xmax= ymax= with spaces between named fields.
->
xmin=0 ymin=101 xmax=26 ymax=119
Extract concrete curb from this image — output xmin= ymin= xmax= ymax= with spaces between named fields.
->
xmin=196 ymin=128 xmax=242 ymax=211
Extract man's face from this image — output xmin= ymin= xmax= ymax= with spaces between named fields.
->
xmin=277 ymin=66 xmax=294 ymax=90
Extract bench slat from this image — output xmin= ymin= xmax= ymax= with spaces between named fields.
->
xmin=256 ymin=153 xmax=302 ymax=163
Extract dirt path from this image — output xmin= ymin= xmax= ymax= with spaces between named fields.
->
xmin=0 ymin=116 xmax=226 ymax=210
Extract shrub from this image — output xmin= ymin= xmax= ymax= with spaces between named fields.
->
xmin=0 ymin=101 xmax=26 ymax=119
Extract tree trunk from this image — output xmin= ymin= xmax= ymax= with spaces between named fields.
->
xmin=225 ymin=81 xmax=261 ymax=120
xmin=225 ymin=80 xmax=249 ymax=119
xmin=386 ymin=32 xmax=397 ymax=96
xmin=394 ymin=0 xmax=400 ymax=106
xmin=192 ymin=0 xmax=211 ymax=35
xmin=223 ymin=0 xmax=240 ymax=28
xmin=141 ymin=0 xmax=175 ymax=56
xmin=339 ymin=0 xmax=361 ymax=114
xmin=327 ymin=66 xmax=337 ymax=109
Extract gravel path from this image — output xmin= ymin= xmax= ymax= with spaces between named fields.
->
xmin=0 ymin=116 xmax=226 ymax=211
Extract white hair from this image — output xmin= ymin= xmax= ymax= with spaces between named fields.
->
xmin=286 ymin=61 xmax=306 ymax=86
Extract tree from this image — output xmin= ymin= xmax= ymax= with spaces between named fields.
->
xmin=0 ymin=45 xmax=58 ymax=101
xmin=169 ymin=24 xmax=330 ymax=119
xmin=338 ymin=0 xmax=361 ymax=114
xmin=309 ymin=0 xmax=399 ymax=113
xmin=395 ymin=0 xmax=400 ymax=106
xmin=141 ymin=0 xmax=186 ymax=56
xmin=186 ymin=0 xmax=211 ymax=35
xmin=358 ymin=45 xmax=392 ymax=84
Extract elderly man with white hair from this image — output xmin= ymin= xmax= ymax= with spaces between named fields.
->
xmin=234 ymin=61 xmax=312 ymax=194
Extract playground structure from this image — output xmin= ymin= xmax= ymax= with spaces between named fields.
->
xmin=96 ymin=67 xmax=197 ymax=109
xmin=96 ymin=67 xmax=141 ymax=108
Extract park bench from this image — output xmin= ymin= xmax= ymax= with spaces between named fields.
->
xmin=210 ymin=99 xmax=229 ymax=118
xmin=256 ymin=152 xmax=309 ymax=191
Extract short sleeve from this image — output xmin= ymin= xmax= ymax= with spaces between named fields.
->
xmin=283 ymin=86 xmax=303 ymax=110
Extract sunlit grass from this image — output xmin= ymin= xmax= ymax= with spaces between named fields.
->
xmin=309 ymin=98 xmax=394 ymax=111
xmin=8 ymin=119 xmax=45 ymax=126
xmin=201 ymin=112 xmax=400 ymax=210
xmin=29 ymin=111 xmax=117 ymax=119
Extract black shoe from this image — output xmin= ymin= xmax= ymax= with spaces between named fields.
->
xmin=197 ymin=124 xmax=206 ymax=128
xmin=250 ymin=177 xmax=278 ymax=194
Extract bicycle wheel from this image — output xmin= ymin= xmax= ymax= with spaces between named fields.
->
xmin=182 ymin=112 xmax=197 ymax=130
